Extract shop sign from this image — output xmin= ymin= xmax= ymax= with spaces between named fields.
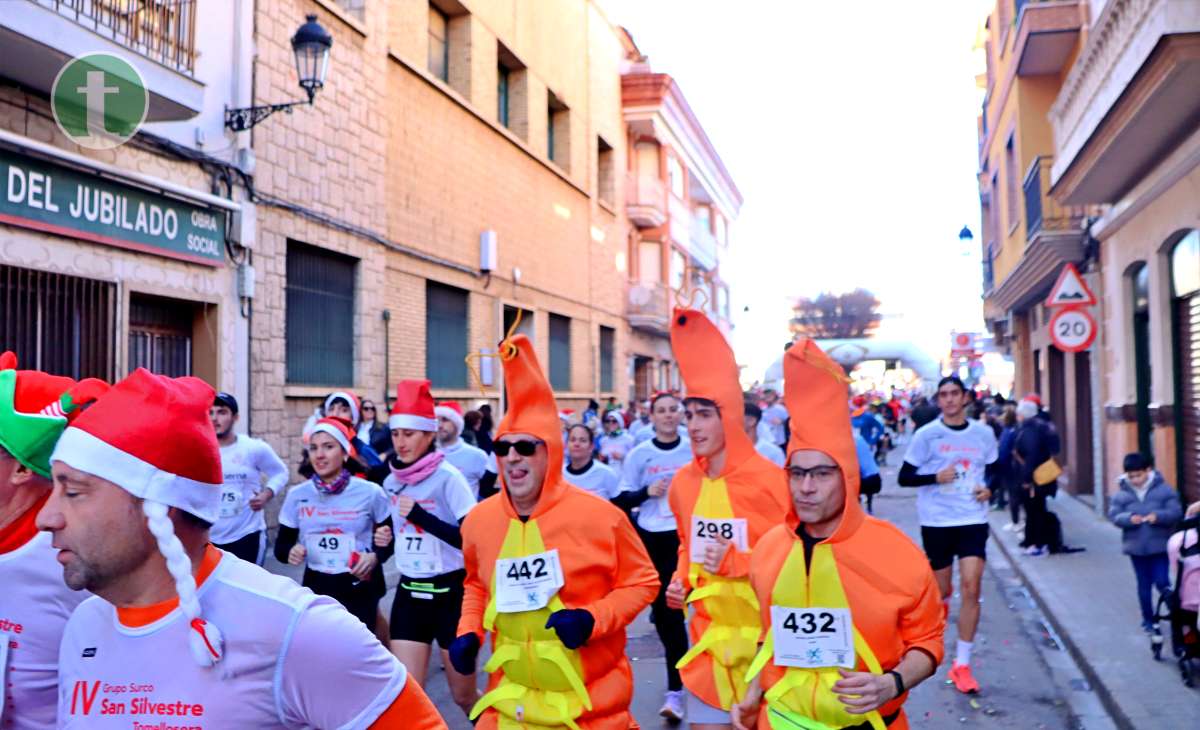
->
xmin=0 ymin=148 xmax=224 ymax=265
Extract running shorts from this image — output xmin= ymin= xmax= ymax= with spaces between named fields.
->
xmin=920 ymin=523 xmax=989 ymax=571
xmin=389 ymin=568 xmax=466 ymax=647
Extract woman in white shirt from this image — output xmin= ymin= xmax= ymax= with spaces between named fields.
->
xmin=562 ymin=423 xmax=621 ymax=499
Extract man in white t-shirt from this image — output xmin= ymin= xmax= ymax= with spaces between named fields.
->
xmin=744 ymin=401 xmax=785 ymax=467
xmin=434 ymin=401 xmax=489 ymax=500
xmin=899 ymin=375 xmax=997 ymax=696
xmin=761 ymin=387 xmax=789 ymax=449
xmin=209 ymin=393 xmax=288 ymax=565
xmin=37 ymin=369 xmax=445 ymax=729
xmin=0 ymin=354 xmax=104 ymax=730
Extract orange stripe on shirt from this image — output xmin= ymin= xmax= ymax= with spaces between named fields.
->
xmin=369 ymin=679 xmax=447 ymax=729
xmin=116 ymin=544 xmax=223 ymax=628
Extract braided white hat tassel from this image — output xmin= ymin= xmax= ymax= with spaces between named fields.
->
xmin=143 ymin=500 xmax=224 ymax=666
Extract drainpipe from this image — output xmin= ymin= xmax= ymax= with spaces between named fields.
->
xmin=382 ymin=309 xmax=391 ymax=403
xmin=1084 ymin=222 xmax=1104 ymax=516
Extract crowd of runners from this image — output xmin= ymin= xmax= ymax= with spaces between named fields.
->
xmin=1 ymin=305 xmax=1022 ymax=729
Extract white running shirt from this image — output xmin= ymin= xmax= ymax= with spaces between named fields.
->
xmin=382 ymin=460 xmax=475 ymax=578
xmin=438 ymin=439 xmax=489 ymax=499
xmin=211 ymin=435 xmax=289 ymax=545
xmin=755 ymin=438 xmax=786 ymax=467
xmin=620 ymin=437 xmax=693 ymax=533
xmin=0 ymin=531 xmax=89 ymax=730
xmin=562 ymin=460 xmax=621 ymax=499
xmin=278 ymin=477 xmax=390 ymax=574
xmin=904 ymin=418 xmax=999 ymax=527
xmin=55 ymin=551 xmax=406 ymax=728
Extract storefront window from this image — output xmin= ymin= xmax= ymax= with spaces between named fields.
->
xmin=1171 ymin=229 xmax=1200 ymax=298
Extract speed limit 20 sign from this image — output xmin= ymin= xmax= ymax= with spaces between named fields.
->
xmin=1049 ymin=308 xmax=1096 ymax=352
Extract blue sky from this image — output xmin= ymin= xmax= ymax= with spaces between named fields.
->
xmin=604 ymin=0 xmax=992 ymax=380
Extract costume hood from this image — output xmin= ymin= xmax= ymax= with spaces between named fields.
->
xmin=670 ymin=308 xmax=755 ymax=475
xmin=494 ymin=334 xmax=566 ymax=518
xmin=783 ymin=337 xmax=865 ymax=543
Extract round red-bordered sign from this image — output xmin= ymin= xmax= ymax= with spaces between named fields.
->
xmin=1049 ymin=307 xmax=1097 ymax=352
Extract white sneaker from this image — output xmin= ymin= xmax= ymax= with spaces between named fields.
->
xmin=659 ymin=690 xmax=684 ymax=723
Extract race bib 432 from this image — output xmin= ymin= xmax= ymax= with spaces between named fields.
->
xmin=770 ymin=606 xmax=855 ymax=669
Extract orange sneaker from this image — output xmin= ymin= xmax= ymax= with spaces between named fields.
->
xmin=949 ymin=662 xmax=980 ymax=694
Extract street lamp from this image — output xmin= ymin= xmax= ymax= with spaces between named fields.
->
xmin=958 ymin=225 xmax=973 ymax=241
xmin=225 ymin=15 xmax=333 ymax=132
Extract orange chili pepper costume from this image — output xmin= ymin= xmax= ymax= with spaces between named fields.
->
xmin=458 ymin=335 xmax=659 ymax=729
xmin=745 ymin=338 xmax=944 ymax=730
xmin=666 ymin=308 xmax=792 ymax=711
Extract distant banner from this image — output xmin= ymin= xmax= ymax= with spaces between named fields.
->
xmin=0 ymin=147 xmax=225 ymax=265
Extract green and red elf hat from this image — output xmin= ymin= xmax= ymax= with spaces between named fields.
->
xmin=0 ymin=352 xmax=108 ymax=479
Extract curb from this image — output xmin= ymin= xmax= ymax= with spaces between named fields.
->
xmin=987 ymin=524 xmax=1134 ymax=730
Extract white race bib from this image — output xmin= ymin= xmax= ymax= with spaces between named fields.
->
xmin=0 ymin=630 xmax=9 ymax=719
xmin=219 ymin=487 xmax=243 ymax=519
xmin=397 ymin=529 xmax=443 ymax=575
xmin=770 ymin=606 xmax=855 ymax=669
xmin=689 ymin=516 xmax=749 ymax=564
xmin=305 ymin=532 xmax=353 ymax=574
xmin=939 ymin=462 xmax=976 ymax=496
xmin=494 ymin=549 xmax=565 ymax=613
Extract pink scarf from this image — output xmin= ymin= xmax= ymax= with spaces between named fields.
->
xmin=389 ymin=451 xmax=444 ymax=487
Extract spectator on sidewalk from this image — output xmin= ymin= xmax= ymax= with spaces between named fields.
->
xmin=358 ymin=399 xmax=391 ymax=455
xmin=1013 ymin=399 xmax=1061 ymax=555
xmin=910 ymin=395 xmax=939 ymax=431
xmin=1108 ymin=452 xmax=1184 ymax=631
xmin=995 ymin=405 xmax=1020 ymax=527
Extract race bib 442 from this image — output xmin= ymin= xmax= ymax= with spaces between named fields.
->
xmin=494 ymin=549 xmax=564 ymax=614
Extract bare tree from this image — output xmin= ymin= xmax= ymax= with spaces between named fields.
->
xmin=789 ymin=289 xmax=882 ymax=339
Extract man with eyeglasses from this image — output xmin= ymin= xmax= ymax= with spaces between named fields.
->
xmin=731 ymin=338 xmax=943 ymax=730
xmin=663 ymin=309 xmax=790 ymax=729
xmin=447 ymin=334 xmax=658 ymax=729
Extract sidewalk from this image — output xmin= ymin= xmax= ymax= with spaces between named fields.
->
xmin=987 ymin=493 xmax=1198 ymax=728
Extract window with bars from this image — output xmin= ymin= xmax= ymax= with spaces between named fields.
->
xmin=0 ymin=264 xmax=116 ymax=380
xmin=128 ymin=293 xmax=193 ymax=377
xmin=285 ymin=241 xmax=356 ymax=385
xmin=599 ymin=325 xmax=614 ymax=393
xmin=549 ymin=313 xmax=571 ymax=391
xmin=426 ymin=281 xmax=469 ymax=388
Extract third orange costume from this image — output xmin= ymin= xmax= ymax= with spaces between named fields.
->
xmin=744 ymin=339 xmax=944 ymax=729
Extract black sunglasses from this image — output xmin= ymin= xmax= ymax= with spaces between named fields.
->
xmin=494 ymin=439 xmax=545 ymax=457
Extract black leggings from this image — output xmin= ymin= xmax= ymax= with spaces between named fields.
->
xmin=637 ymin=526 xmax=689 ymax=692
xmin=214 ymin=530 xmax=265 ymax=565
xmin=301 ymin=567 xmax=384 ymax=632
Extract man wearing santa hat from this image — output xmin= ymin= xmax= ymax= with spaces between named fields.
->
xmin=435 ymin=400 xmax=489 ymax=500
xmin=37 ymin=368 xmax=445 ymax=728
xmin=447 ymin=334 xmax=659 ymax=729
xmin=0 ymin=353 xmax=106 ymax=730
xmin=731 ymin=339 xmax=943 ymax=730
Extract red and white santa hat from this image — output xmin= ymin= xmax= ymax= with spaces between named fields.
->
xmin=324 ymin=390 xmax=361 ymax=426
xmin=308 ymin=416 xmax=357 ymax=457
xmin=390 ymin=380 xmax=437 ymax=431
xmin=49 ymin=368 xmax=226 ymax=668
xmin=435 ymin=400 xmax=464 ymax=436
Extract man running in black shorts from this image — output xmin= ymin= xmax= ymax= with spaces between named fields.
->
xmin=898 ymin=376 xmax=997 ymax=695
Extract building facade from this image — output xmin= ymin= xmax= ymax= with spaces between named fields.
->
xmin=1047 ymin=0 xmax=1200 ymax=503
xmin=976 ymin=0 xmax=1096 ymax=497
xmin=620 ymin=31 xmax=741 ymax=403
xmin=0 ymin=1 xmax=253 ymax=423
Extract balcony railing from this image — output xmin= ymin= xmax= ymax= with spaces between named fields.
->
xmin=625 ymin=172 xmax=667 ymax=228
xmin=31 ymin=0 xmax=197 ymax=75
xmin=626 ymin=281 xmax=671 ymax=335
xmin=1023 ymin=155 xmax=1082 ymax=241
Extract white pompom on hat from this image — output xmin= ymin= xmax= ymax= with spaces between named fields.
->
xmin=49 ymin=368 xmax=226 ymax=667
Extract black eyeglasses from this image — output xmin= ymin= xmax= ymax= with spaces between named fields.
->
xmin=493 ymin=439 xmax=544 ymax=457
xmin=787 ymin=465 xmax=840 ymax=483
xmin=362 ymin=406 xmax=376 ymax=412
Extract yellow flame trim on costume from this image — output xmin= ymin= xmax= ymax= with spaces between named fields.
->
xmin=470 ymin=516 xmax=592 ymax=729
xmin=745 ymin=541 xmax=887 ymax=730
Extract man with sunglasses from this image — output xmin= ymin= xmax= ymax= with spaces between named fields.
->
xmin=448 ymin=334 xmax=658 ymax=729
xmin=732 ymin=339 xmax=943 ymax=730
